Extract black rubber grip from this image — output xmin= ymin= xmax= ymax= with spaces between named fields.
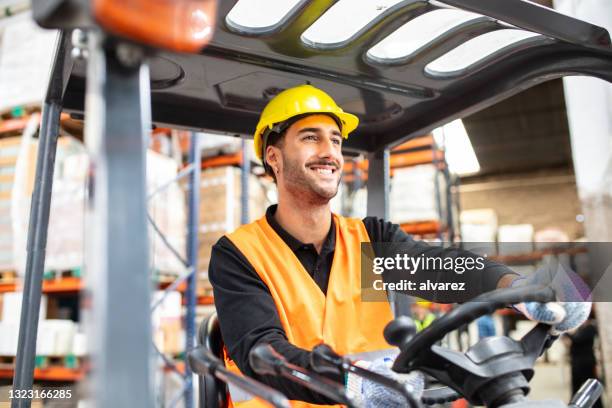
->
xmin=421 ymin=387 xmax=461 ymax=405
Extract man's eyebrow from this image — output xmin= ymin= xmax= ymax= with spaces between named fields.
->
xmin=297 ymin=127 xmax=322 ymax=134
xmin=297 ymin=127 xmax=342 ymax=135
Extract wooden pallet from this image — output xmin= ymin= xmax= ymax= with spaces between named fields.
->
xmin=43 ymin=267 xmax=82 ymax=280
xmin=0 ymin=270 xmax=17 ymax=284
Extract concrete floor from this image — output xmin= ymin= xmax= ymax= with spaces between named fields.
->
xmin=529 ymin=361 xmax=572 ymax=403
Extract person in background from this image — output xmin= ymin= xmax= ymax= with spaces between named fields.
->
xmin=477 ymin=315 xmax=497 ymax=339
xmin=412 ymin=301 xmax=436 ymax=332
xmin=565 ymin=312 xmax=603 ymax=408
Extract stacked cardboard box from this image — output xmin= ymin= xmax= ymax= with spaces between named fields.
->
xmin=197 ymin=166 xmax=272 ymax=295
xmin=44 ymin=138 xmax=88 ymax=272
xmin=152 ymin=290 xmax=183 ymax=355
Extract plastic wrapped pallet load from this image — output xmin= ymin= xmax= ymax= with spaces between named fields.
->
xmin=497 ymin=224 xmax=535 ymax=256
xmin=0 ymin=131 xmax=38 ymax=273
xmin=460 ymin=209 xmax=498 ymax=255
xmin=389 ymin=164 xmax=446 ymax=224
xmin=147 ymin=150 xmax=187 ymax=274
xmin=36 ymin=320 xmax=77 ymax=356
xmin=152 ymin=290 xmax=183 ymax=355
xmin=197 ymin=166 xmax=273 ymax=274
xmin=0 ymin=292 xmax=47 ymax=356
xmin=198 ymin=133 xmax=247 ymax=158
xmin=8 ymin=133 xmax=187 ymax=276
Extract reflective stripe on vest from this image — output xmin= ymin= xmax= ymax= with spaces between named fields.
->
xmin=224 ymin=214 xmax=395 ymax=407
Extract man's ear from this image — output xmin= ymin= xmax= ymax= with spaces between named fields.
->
xmin=265 ymin=145 xmax=280 ymax=174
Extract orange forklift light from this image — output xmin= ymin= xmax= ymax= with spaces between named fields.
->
xmin=92 ymin=0 xmax=217 ymax=53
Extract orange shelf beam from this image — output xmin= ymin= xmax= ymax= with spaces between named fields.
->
xmin=0 ymin=366 xmax=85 ymax=381
xmin=0 ymin=113 xmax=71 ymax=135
xmin=343 ymin=150 xmax=445 ymax=175
xmin=400 ymin=220 xmax=443 ymax=235
xmin=392 ymin=135 xmax=434 ymax=152
xmin=202 ymin=152 xmax=242 ymax=169
xmin=0 ymin=117 xmax=31 ymax=134
xmin=390 ymin=150 xmax=445 ymax=169
xmin=42 ymin=277 xmax=83 ymax=293
xmin=0 ymin=277 xmax=82 ymax=294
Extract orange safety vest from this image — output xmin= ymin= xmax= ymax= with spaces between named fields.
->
xmin=224 ymin=213 xmax=395 ymax=408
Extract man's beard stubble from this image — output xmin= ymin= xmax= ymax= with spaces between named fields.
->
xmin=281 ymin=152 xmax=341 ymax=204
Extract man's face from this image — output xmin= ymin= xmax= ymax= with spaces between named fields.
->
xmin=412 ymin=305 xmax=429 ymax=321
xmin=268 ymin=114 xmax=344 ymax=203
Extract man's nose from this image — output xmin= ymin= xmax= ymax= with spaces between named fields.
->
xmin=317 ymin=136 xmax=340 ymax=161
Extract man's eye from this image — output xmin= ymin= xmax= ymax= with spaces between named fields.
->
xmin=303 ymin=134 xmax=317 ymax=140
xmin=332 ymin=138 xmax=342 ymax=145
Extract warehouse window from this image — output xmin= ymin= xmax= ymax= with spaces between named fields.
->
xmin=425 ymin=29 xmax=542 ymax=77
xmin=367 ymin=8 xmax=488 ymax=64
xmin=226 ymin=0 xmax=307 ymax=34
xmin=301 ymin=0 xmax=408 ymax=49
xmin=433 ymin=119 xmax=480 ymax=176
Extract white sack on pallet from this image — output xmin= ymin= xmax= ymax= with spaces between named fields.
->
xmin=1 ymin=292 xmax=47 ymax=323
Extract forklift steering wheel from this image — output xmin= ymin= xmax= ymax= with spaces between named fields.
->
xmin=384 ymin=285 xmax=557 ymax=407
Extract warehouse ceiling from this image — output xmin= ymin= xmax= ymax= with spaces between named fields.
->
xmin=462 ymin=78 xmax=573 ymax=179
xmin=459 ymin=0 xmax=575 ymax=179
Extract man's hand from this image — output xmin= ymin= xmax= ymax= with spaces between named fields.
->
xmin=347 ymin=358 xmax=424 ymax=408
xmin=510 ymin=264 xmax=592 ymax=335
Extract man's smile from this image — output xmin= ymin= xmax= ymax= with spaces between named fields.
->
xmin=307 ymin=163 xmax=338 ymax=178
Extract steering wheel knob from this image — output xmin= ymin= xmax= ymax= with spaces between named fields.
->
xmin=384 ymin=316 xmax=417 ymax=348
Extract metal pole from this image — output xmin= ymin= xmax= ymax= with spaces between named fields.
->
xmin=366 ymin=149 xmax=389 ymax=220
xmin=11 ymin=101 xmax=61 ymax=408
xmin=83 ymin=34 xmax=153 ymax=407
xmin=366 ymin=148 xmax=415 ymax=316
xmin=12 ymin=30 xmax=67 ymax=408
xmin=184 ymin=132 xmax=201 ymax=408
xmin=240 ymin=139 xmax=250 ymax=225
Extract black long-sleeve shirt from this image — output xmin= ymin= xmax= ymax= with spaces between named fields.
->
xmin=209 ymin=205 xmax=516 ymax=403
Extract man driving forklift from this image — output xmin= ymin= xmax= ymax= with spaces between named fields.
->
xmin=208 ymin=84 xmax=591 ymax=407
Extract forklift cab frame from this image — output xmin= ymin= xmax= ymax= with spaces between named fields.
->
xmin=9 ymin=1 xmax=612 ymax=407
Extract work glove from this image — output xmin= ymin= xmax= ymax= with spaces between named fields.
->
xmin=511 ymin=262 xmax=592 ymax=335
xmin=346 ymin=357 xmax=424 ymax=408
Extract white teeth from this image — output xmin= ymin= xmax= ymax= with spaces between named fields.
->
xmin=314 ymin=168 xmax=332 ymax=175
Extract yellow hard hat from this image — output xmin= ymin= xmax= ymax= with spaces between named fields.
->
xmin=253 ymin=84 xmax=359 ymax=161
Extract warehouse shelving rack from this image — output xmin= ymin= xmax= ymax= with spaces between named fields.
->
xmin=343 ymin=134 xmax=460 ymax=241
xmin=10 ymin=1 xmax=612 ymax=407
